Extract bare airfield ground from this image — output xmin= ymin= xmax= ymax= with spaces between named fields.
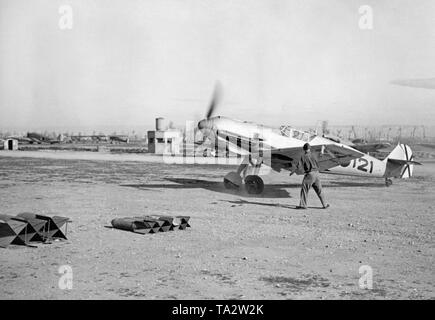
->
xmin=0 ymin=151 xmax=434 ymax=300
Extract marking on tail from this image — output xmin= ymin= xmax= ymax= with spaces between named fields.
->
xmin=403 ymin=145 xmax=411 ymax=178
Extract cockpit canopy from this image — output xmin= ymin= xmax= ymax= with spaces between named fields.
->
xmin=278 ymin=125 xmax=316 ymax=142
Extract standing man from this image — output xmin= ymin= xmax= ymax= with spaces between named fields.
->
xmin=295 ymin=143 xmax=329 ymax=209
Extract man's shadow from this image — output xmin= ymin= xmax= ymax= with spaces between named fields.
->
xmin=222 ymin=199 xmax=326 ymax=210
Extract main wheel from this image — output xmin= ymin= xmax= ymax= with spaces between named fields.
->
xmin=385 ymin=178 xmax=393 ymax=187
xmin=244 ymin=175 xmax=264 ymax=194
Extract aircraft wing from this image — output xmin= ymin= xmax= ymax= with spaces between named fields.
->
xmin=7 ymin=136 xmax=33 ymax=144
xmin=271 ymin=144 xmax=364 ymax=174
xmin=314 ymin=144 xmax=364 ymax=172
xmin=206 ymin=130 xmax=363 ymax=173
xmin=353 ymin=142 xmax=391 ymax=153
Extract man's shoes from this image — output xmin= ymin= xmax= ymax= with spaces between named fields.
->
xmin=296 ymin=206 xmax=307 ymax=209
xmin=323 ymin=204 xmax=330 ymax=209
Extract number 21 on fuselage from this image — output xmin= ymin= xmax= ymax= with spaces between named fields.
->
xmin=326 ymin=154 xmax=386 ymax=177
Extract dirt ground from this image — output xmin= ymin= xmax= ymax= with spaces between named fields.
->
xmin=0 ymin=151 xmax=434 ymax=299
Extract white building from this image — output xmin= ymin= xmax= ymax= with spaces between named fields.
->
xmin=147 ymin=130 xmax=182 ymax=154
xmin=3 ymin=139 xmax=18 ymax=150
xmin=147 ymin=118 xmax=182 ymax=154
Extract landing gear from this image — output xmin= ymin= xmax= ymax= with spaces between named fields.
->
xmin=385 ymin=178 xmax=393 ymax=187
xmin=244 ymin=175 xmax=264 ymax=194
xmin=224 ymin=178 xmax=239 ymax=189
xmin=223 ymin=156 xmax=264 ymax=194
xmin=223 ymin=172 xmax=264 ymax=194
xmin=223 ymin=172 xmax=242 ymax=189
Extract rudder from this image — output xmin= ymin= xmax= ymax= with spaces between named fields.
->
xmin=383 ymin=143 xmax=417 ymax=179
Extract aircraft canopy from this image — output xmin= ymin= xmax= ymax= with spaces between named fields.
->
xmin=278 ymin=125 xmax=316 ymax=142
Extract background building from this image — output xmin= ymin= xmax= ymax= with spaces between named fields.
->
xmin=147 ymin=118 xmax=182 ymax=155
xmin=3 ymin=139 xmax=18 ymax=150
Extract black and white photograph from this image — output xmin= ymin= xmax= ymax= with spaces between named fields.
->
xmin=0 ymin=0 xmax=434 ymax=303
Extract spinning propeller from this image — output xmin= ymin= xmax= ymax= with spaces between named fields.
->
xmin=195 ymin=82 xmax=223 ymax=152
xmin=205 ymin=81 xmax=222 ymax=120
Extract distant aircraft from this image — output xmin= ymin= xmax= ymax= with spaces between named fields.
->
xmin=195 ymin=84 xmax=420 ymax=194
xmin=108 ymin=135 xmax=129 ymax=144
xmin=67 ymin=134 xmax=129 ymax=143
xmin=322 ymin=135 xmax=391 ymax=154
xmin=27 ymin=132 xmax=63 ymax=144
xmin=68 ymin=135 xmax=109 ymax=143
xmin=3 ymin=136 xmax=32 ymax=144
xmin=391 ymin=78 xmax=435 ymax=90
xmin=8 ymin=132 xmax=63 ymax=144
xmin=319 ymin=122 xmax=391 ymax=154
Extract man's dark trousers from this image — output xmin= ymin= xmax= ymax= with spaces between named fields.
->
xmin=300 ymin=170 xmax=326 ymax=208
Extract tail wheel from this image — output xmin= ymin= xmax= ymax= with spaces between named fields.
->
xmin=244 ymin=175 xmax=264 ymax=194
xmin=385 ymin=178 xmax=393 ymax=187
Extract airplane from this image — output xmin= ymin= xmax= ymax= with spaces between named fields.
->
xmin=27 ymin=132 xmax=63 ymax=144
xmin=8 ymin=132 xmax=129 ymax=145
xmin=8 ymin=132 xmax=63 ymax=144
xmin=68 ymin=134 xmax=109 ymax=143
xmin=391 ymin=77 xmax=435 ymax=90
xmin=322 ymin=134 xmax=391 ymax=154
xmin=319 ymin=122 xmax=391 ymax=154
xmin=195 ymin=85 xmax=420 ymax=194
xmin=322 ymin=143 xmax=419 ymax=186
xmin=108 ymin=135 xmax=129 ymax=144
xmin=67 ymin=134 xmax=129 ymax=143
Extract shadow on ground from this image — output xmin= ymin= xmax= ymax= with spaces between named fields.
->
xmin=260 ymin=274 xmax=330 ymax=297
xmin=121 ymin=177 xmax=387 ymax=199
xmin=221 ymin=199 xmax=327 ymax=210
xmin=121 ymin=178 xmax=292 ymax=198
xmin=326 ymin=180 xmax=387 ymax=188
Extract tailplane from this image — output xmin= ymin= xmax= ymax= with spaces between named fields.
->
xmin=383 ymin=144 xmax=421 ymax=179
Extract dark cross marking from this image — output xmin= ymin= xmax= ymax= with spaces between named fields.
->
xmin=403 ymin=145 xmax=412 ymax=178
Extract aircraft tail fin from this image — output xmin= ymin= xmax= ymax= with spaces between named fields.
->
xmin=383 ymin=144 xmax=421 ymax=179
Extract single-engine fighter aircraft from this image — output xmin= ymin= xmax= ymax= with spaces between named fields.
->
xmin=196 ymin=84 xmax=420 ymax=194
xmin=8 ymin=132 xmax=63 ymax=144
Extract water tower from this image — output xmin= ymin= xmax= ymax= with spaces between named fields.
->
xmin=155 ymin=117 xmax=166 ymax=131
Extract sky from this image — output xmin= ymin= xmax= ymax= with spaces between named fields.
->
xmin=0 ymin=0 xmax=434 ymax=133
